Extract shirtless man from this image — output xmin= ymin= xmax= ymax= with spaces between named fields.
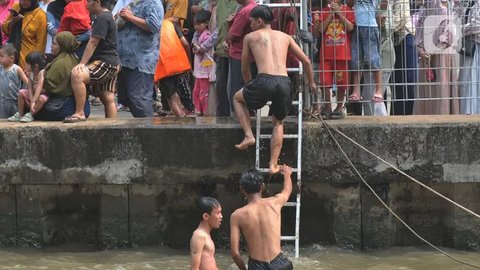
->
xmin=233 ymin=5 xmax=316 ymax=174
xmin=190 ymin=197 xmax=223 ymax=270
xmin=230 ymin=165 xmax=294 ymax=270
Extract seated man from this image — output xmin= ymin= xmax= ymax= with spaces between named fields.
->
xmin=233 ymin=5 xmax=316 ymax=174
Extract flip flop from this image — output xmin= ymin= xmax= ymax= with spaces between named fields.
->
xmin=320 ymin=108 xmax=332 ymax=120
xmin=330 ymin=108 xmax=346 ymax=119
xmin=63 ymin=115 xmax=87 ymax=123
xmin=348 ymin=94 xmax=361 ymax=102
xmin=372 ymin=94 xmax=384 ymax=103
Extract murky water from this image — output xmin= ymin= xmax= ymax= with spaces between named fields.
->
xmin=0 ymin=245 xmax=479 ymax=270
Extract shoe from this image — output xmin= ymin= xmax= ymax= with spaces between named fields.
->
xmin=117 ymin=103 xmax=127 ymax=111
xmin=8 ymin=112 xmax=21 ymax=122
xmin=91 ymin=98 xmax=102 ymax=106
xmin=19 ymin=112 xmax=34 ymax=123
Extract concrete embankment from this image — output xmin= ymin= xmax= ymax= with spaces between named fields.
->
xmin=0 ymin=116 xmax=479 ymax=250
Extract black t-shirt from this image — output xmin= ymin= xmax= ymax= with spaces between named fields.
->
xmin=90 ymin=11 xmax=120 ymax=66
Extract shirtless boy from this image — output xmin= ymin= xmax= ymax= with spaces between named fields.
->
xmin=233 ymin=5 xmax=316 ymax=174
xmin=190 ymin=197 xmax=223 ymax=270
xmin=230 ymin=165 xmax=294 ymax=270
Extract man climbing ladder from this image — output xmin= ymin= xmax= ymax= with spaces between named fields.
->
xmin=233 ymin=5 xmax=316 ymax=174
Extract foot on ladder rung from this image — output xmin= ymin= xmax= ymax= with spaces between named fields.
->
xmin=281 ymin=236 xmax=297 ymax=241
xmin=258 ymin=134 xmax=299 ymax=139
xmin=258 ymin=168 xmax=299 ymax=173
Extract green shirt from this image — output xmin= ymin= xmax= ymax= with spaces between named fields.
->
xmin=215 ymin=0 xmax=239 ymax=57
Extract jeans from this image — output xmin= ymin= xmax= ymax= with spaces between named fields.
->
xmin=117 ymin=67 xmax=154 ymax=117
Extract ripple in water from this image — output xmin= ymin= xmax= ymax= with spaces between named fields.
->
xmin=0 ymin=245 xmax=478 ymax=269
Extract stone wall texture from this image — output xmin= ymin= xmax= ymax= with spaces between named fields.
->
xmin=0 ymin=116 xmax=479 ymax=250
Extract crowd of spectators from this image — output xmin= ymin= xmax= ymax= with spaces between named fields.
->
xmin=0 ymin=0 xmax=479 ymax=122
xmin=313 ymin=0 xmax=480 ymax=116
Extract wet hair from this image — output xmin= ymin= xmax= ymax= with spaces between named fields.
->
xmin=250 ymin=5 xmax=274 ymax=24
xmin=239 ymin=169 xmax=264 ymax=194
xmin=194 ymin=10 xmax=211 ymax=24
xmin=1 ymin=43 xmax=17 ymax=58
xmin=25 ymin=51 xmax=47 ymax=70
xmin=197 ymin=197 xmax=220 ymax=221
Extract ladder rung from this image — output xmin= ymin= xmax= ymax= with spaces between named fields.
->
xmin=284 ymin=202 xmax=297 ymax=207
xmin=264 ymin=3 xmax=302 ymax=7
xmin=258 ymin=134 xmax=299 ymax=139
xmin=281 ymin=236 xmax=297 ymax=241
xmin=263 ymin=101 xmax=299 ymax=106
xmin=258 ymin=168 xmax=298 ymax=173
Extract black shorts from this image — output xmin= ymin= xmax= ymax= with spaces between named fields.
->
xmin=158 ymin=72 xmax=191 ymax=99
xmin=248 ymin=252 xmax=293 ymax=270
xmin=243 ymin=74 xmax=291 ymax=120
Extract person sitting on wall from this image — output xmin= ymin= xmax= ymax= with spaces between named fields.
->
xmin=33 ymin=31 xmax=91 ymax=121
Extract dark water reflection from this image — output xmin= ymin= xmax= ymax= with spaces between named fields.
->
xmin=0 ymin=245 xmax=479 ymax=269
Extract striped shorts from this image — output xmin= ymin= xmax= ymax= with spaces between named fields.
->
xmin=87 ymin=60 xmax=120 ymax=96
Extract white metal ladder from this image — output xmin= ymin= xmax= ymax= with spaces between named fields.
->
xmin=254 ymin=97 xmax=303 ymax=259
xmin=255 ymin=0 xmax=307 ymax=259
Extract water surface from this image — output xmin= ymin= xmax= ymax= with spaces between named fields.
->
xmin=0 ymin=245 xmax=479 ymax=269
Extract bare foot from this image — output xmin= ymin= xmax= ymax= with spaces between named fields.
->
xmin=269 ymin=163 xmax=281 ymax=175
xmin=235 ymin=137 xmax=255 ymax=150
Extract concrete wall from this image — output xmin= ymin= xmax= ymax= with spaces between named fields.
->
xmin=0 ymin=116 xmax=479 ymax=250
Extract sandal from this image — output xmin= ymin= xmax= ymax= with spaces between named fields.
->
xmin=330 ymin=107 xmax=346 ymax=119
xmin=63 ymin=115 xmax=87 ymax=123
xmin=319 ymin=108 xmax=332 ymax=120
xmin=372 ymin=94 xmax=384 ymax=103
xmin=348 ymin=94 xmax=362 ymax=102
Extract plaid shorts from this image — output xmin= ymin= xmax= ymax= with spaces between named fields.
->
xmin=87 ymin=60 xmax=120 ymax=96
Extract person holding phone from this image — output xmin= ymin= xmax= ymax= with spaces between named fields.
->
xmin=2 ymin=0 xmax=47 ymax=69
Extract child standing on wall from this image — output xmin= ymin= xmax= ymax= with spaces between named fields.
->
xmin=349 ymin=0 xmax=383 ymax=103
xmin=192 ymin=10 xmax=216 ymax=116
xmin=8 ymin=52 xmax=48 ymax=123
xmin=314 ymin=0 xmax=355 ymax=118
xmin=0 ymin=44 xmax=29 ymax=118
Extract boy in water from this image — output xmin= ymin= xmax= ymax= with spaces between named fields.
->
xmin=230 ymin=166 xmax=294 ymax=270
xmin=190 ymin=197 xmax=223 ymax=270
